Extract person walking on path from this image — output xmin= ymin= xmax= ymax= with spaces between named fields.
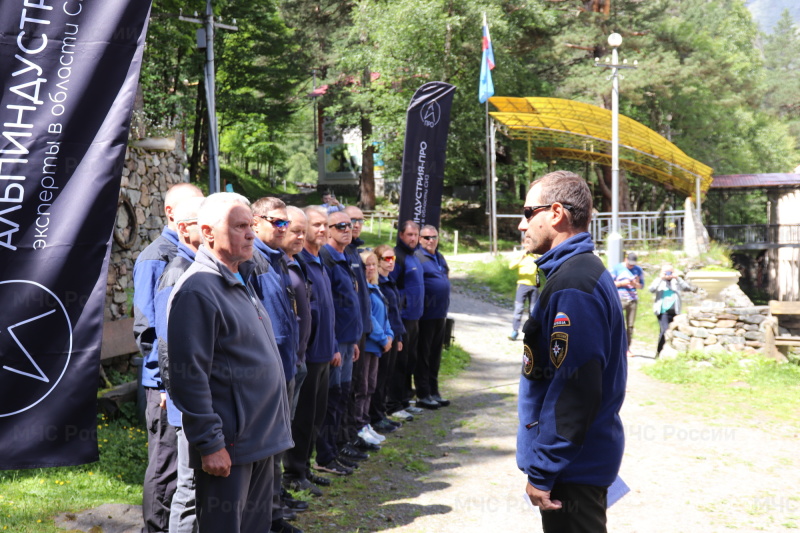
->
xmin=611 ymin=252 xmax=644 ymax=357
xmin=649 ymin=263 xmax=693 ymax=357
xmin=508 ymin=236 xmax=540 ymax=341
xmin=517 ymin=171 xmax=627 ymax=533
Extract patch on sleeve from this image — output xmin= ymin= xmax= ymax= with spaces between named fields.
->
xmin=550 ymin=332 xmax=569 ymax=368
xmin=553 ymin=312 xmax=571 ymax=328
xmin=522 ymin=344 xmax=535 ymax=377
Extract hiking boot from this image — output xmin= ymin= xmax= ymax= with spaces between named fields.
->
xmin=307 ymin=472 xmax=331 ymax=486
xmin=271 ymin=518 xmax=303 ymax=533
xmin=372 ymin=419 xmax=399 ymax=433
xmin=336 ymin=456 xmax=359 ymax=469
xmin=406 ymin=405 xmax=424 ymax=414
xmin=416 ymin=396 xmax=440 ymax=410
xmin=314 ymin=459 xmax=353 ymax=476
xmin=352 ymin=437 xmax=381 ymax=452
xmin=340 ymin=443 xmax=369 ymax=460
xmin=281 ymin=489 xmax=309 ymax=511
xmin=509 ymin=330 xmax=518 ymax=341
xmin=284 ymin=476 xmax=323 ymax=497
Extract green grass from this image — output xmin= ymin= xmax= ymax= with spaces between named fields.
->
xmin=0 ymin=410 xmax=147 ymax=532
xmin=643 ymin=350 xmax=800 ymax=425
xmin=439 ymin=344 xmax=471 ymax=378
xmin=220 ymin=164 xmax=302 ymax=199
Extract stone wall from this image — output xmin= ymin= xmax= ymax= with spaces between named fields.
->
xmin=661 ymin=306 xmax=769 ymax=358
xmin=105 ymin=139 xmax=187 ymax=321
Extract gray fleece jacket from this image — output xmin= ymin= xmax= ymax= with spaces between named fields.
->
xmin=167 ymin=245 xmax=293 ymax=468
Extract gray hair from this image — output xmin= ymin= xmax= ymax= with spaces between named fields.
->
xmin=198 ymin=192 xmax=251 ymax=233
xmin=286 ymin=205 xmax=307 ymax=223
xmin=304 ymin=205 xmax=328 ymax=218
xmin=251 ymin=197 xmax=286 ymax=216
xmin=421 ymin=224 xmax=438 ymax=234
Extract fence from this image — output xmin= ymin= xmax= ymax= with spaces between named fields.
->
xmin=590 ymin=210 xmax=684 ymax=244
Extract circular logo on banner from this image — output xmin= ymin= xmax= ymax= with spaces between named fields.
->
xmin=420 ymin=101 xmax=441 ymax=128
xmin=0 ymin=280 xmax=73 ymax=417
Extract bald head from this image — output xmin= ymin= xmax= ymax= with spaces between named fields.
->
xmin=164 ymin=183 xmax=204 ymax=231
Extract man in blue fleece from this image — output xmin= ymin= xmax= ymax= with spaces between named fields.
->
xmin=516 ymin=171 xmax=626 ymax=533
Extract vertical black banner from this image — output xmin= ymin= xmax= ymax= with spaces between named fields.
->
xmin=398 ymin=81 xmax=456 ymax=229
xmin=0 ymin=1 xmax=152 ymax=469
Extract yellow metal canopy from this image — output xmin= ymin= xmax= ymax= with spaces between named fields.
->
xmin=489 ymin=97 xmax=713 ymax=197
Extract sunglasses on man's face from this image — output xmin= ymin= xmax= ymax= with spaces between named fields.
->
xmin=350 ymin=218 xmax=364 ymax=225
xmin=421 ymin=235 xmax=438 ymax=241
xmin=381 ymin=256 xmax=396 ymax=262
xmin=329 ymin=222 xmax=353 ymax=231
xmin=256 ymin=215 xmax=290 ymax=228
xmin=523 ymin=203 xmax=574 ymax=221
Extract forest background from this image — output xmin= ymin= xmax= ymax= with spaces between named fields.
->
xmin=137 ymin=0 xmax=800 ymax=225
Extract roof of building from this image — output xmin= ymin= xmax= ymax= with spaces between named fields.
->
xmin=488 ymin=96 xmax=713 ymax=197
xmin=710 ymin=174 xmax=800 ymax=189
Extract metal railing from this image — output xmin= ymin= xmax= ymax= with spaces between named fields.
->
xmin=590 ymin=210 xmax=684 ymax=244
xmin=706 ymin=224 xmax=800 ymax=248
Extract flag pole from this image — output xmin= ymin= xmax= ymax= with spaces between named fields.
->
xmin=485 ymin=99 xmax=493 ymax=249
xmin=490 ymin=116 xmax=498 ymax=255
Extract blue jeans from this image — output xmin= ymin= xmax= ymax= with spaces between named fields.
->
xmin=316 ymin=343 xmax=354 ymax=465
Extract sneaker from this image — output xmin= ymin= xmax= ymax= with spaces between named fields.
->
xmin=307 ymin=472 xmax=331 ymax=486
xmin=357 ymin=426 xmax=382 ymax=446
xmin=366 ymin=424 xmax=387 ymax=442
xmin=281 ymin=506 xmax=297 ymax=521
xmin=416 ymin=396 xmax=440 ymax=410
xmin=314 ymin=459 xmax=353 ymax=476
xmin=431 ymin=394 xmax=450 ymax=407
xmin=389 ymin=409 xmax=414 ymax=422
xmin=406 ymin=405 xmax=424 ymax=414
xmin=281 ymin=489 xmax=310 ymax=511
xmin=340 ymin=444 xmax=369 ymax=461
xmin=509 ymin=330 xmax=518 ymax=341
xmin=285 ymin=476 xmax=323 ymax=497
xmin=336 ymin=456 xmax=359 ymax=469
xmin=352 ymin=437 xmax=381 ymax=452
xmin=271 ymin=518 xmax=303 ymax=533
xmin=386 ymin=418 xmax=402 ymax=427
xmin=372 ymin=419 xmax=399 ymax=433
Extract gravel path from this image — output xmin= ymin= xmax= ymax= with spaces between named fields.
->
xmin=388 ymin=289 xmax=800 ymax=533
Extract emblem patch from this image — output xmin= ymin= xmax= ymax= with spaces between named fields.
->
xmin=522 ymin=344 xmax=534 ymax=377
xmin=553 ymin=312 xmax=570 ymax=328
xmin=550 ymin=332 xmax=569 ymax=368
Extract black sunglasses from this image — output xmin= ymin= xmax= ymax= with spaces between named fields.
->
xmin=523 ymin=203 xmax=574 ymax=220
xmin=256 ymin=214 xmax=290 ymax=228
xmin=329 ymin=222 xmax=353 ymax=231
xmin=350 ymin=218 xmax=365 ymax=225
xmin=421 ymin=235 xmax=438 ymax=241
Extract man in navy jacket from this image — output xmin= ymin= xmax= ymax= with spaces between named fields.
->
xmin=517 ymin=171 xmax=626 ymax=533
xmin=132 ymin=182 xmax=202 ymax=533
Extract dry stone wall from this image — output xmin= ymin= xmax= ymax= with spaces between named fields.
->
xmin=661 ymin=306 xmax=769 ymax=358
xmin=105 ymin=140 xmax=187 ymax=322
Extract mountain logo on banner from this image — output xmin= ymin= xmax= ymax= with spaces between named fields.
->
xmin=0 ymin=280 xmax=73 ymax=417
xmin=420 ymin=101 xmax=442 ymax=128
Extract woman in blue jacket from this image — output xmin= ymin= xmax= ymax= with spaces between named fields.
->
xmin=354 ymin=249 xmax=394 ymax=445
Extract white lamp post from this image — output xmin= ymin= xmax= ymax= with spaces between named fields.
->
xmin=595 ymin=32 xmax=635 ymax=267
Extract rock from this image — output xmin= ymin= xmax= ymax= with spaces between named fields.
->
xmin=745 ymin=340 xmax=763 ymax=348
xmin=672 ymin=314 xmax=689 ymax=326
xmin=741 ymin=314 xmax=766 ymax=325
xmin=672 ymin=338 xmax=690 ymax=350
xmin=694 ymin=327 xmax=709 ymax=339
xmin=716 ymin=313 xmax=738 ymax=320
xmin=112 ymin=290 xmax=127 ymax=304
xmin=744 ymin=331 xmax=763 ymax=341
xmin=719 ymin=335 xmax=746 ymax=345
xmin=704 ymin=334 xmax=718 ymax=345
xmin=743 ymin=324 xmax=759 ymax=331
xmin=659 ymin=346 xmax=680 ymax=360
xmin=716 ymin=319 xmax=738 ymax=329
xmin=727 ymin=343 xmax=746 ymax=352
xmin=690 ymin=337 xmax=706 ymax=352
xmin=712 ymin=328 xmax=736 ymax=335
xmin=673 ymin=331 xmax=691 ymax=342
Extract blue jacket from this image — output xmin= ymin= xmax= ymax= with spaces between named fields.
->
xmin=517 ymin=232 xmax=626 ymax=491
xmin=365 ymin=283 xmax=394 ymax=355
xmin=390 ymin=240 xmax=425 ymax=321
xmin=133 ymin=226 xmax=179 ymax=388
xmin=252 ymin=238 xmax=298 ymax=382
xmin=416 ymin=248 xmax=451 ymax=320
xmin=285 ymin=255 xmax=311 ymax=365
xmin=379 ymin=275 xmax=405 ymax=343
xmin=154 ymin=243 xmax=195 ymax=427
xmin=298 ymin=248 xmax=337 ymax=364
xmin=319 ymin=244 xmax=363 ymax=344
xmin=346 ymin=238 xmax=372 ymax=335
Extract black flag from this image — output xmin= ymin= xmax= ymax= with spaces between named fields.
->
xmin=398 ymin=81 xmax=456 ymax=229
xmin=0 ymin=1 xmax=152 ymax=469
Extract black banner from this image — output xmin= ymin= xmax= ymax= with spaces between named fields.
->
xmin=0 ymin=1 xmax=152 ymax=469
xmin=398 ymin=81 xmax=456 ymax=229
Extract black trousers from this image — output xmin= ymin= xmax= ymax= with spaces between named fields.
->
xmin=195 ymin=456 xmax=273 ymax=533
xmin=271 ymin=377 xmax=295 ymax=519
xmin=284 ymin=362 xmax=329 ymax=480
xmin=415 ymin=318 xmax=447 ymax=399
xmin=540 ymin=483 xmax=608 ymax=533
xmin=369 ymin=340 xmax=398 ymax=423
xmin=656 ymin=311 xmax=676 ymax=354
xmin=143 ymin=387 xmax=178 ymax=533
xmin=387 ymin=319 xmax=418 ymax=412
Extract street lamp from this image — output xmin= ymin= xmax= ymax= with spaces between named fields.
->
xmin=595 ymin=32 xmax=636 ymax=267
